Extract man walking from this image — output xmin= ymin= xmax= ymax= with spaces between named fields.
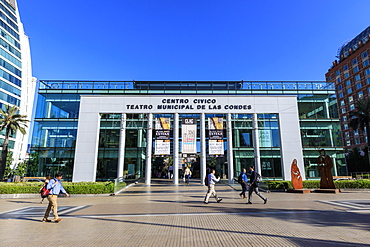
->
xmin=42 ymin=172 xmax=69 ymax=222
xmin=248 ymin=166 xmax=267 ymax=204
xmin=204 ymin=169 xmax=222 ymax=204
xmin=239 ymin=168 xmax=248 ymax=199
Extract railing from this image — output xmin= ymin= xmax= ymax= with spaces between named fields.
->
xmin=113 ymin=176 xmax=127 ymax=195
xmin=112 ymin=175 xmax=140 ymax=195
xmin=350 ymin=172 xmax=370 ymax=180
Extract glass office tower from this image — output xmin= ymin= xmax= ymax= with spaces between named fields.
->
xmin=0 ymin=0 xmax=35 ymax=165
xmin=30 ymin=81 xmax=345 ymax=182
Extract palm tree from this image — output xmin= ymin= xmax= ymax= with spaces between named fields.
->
xmin=349 ymin=97 xmax=370 ymax=164
xmin=0 ymin=105 xmax=28 ymax=180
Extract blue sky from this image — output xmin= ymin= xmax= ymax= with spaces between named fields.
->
xmin=17 ymin=0 xmax=370 ymax=81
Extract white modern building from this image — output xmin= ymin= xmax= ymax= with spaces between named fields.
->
xmin=73 ymin=95 xmax=304 ymax=184
xmin=30 ymin=80 xmax=346 ymax=183
xmin=0 ymin=0 xmax=36 ymax=165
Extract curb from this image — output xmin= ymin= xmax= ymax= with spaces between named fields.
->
xmin=0 ymin=193 xmax=113 ymax=199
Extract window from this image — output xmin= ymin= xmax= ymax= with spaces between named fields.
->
xmin=355 ymin=138 xmax=360 ymax=145
xmin=369 ymin=87 xmax=370 ymax=94
xmin=346 ymin=80 xmax=351 ymax=86
xmin=362 ymin=51 xmax=368 ymax=58
xmin=337 ymin=78 xmax=341 ymax=83
xmin=358 ymin=91 xmax=364 ymax=98
xmin=340 ymin=100 xmax=345 ymax=106
xmin=354 ymin=130 xmax=359 ymax=136
xmin=353 ymin=66 xmax=359 ymax=73
xmin=341 ymin=108 xmax=346 ymax=113
xmin=347 ymin=88 xmax=352 ymax=94
xmin=350 ymin=104 xmax=355 ymax=110
xmin=344 ymin=72 xmax=350 ymax=78
xmin=349 ymin=96 xmax=353 ymax=102
xmin=367 ymin=78 xmax=370 ymax=84
xmin=339 ymin=92 xmax=344 ymax=98
xmin=365 ymin=68 xmax=370 ymax=76
xmin=335 ymin=70 xmax=340 ymax=76
xmin=356 ymin=83 xmax=362 ymax=89
xmin=346 ymin=140 xmax=351 ymax=146
xmin=344 ymin=124 xmax=348 ymax=130
xmin=364 ymin=60 xmax=369 ymax=67
xmin=337 ymin=85 xmax=342 ymax=90
xmin=343 ymin=64 xmax=348 ymax=71
xmin=353 ymin=58 xmax=358 ymax=65
xmin=355 ymin=74 xmax=361 ymax=81
xmin=343 ymin=116 xmax=347 ymax=121
xmin=345 ymin=132 xmax=350 ymax=138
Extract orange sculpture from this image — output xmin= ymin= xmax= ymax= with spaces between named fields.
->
xmin=291 ymin=159 xmax=303 ymax=189
xmin=317 ymin=149 xmax=336 ymax=189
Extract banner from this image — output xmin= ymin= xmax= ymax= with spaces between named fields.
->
xmin=209 ymin=117 xmax=224 ymax=156
xmin=181 ymin=118 xmax=197 ymax=154
xmin=154 ymin=118 xmax=171 ymax=155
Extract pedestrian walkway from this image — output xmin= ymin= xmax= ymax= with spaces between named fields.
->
xmin=1 ymin=179 xmax=370 ymax=246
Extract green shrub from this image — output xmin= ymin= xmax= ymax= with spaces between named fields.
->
xmin=266 ymin=181 xmax=293 ymax=190
xmin=0 ymin=182 xmax=115 ymax=194
xmin=303 ymin=180 xmax=320 ymax=189
xmin=266 ymin=180 xmax=370 ymax=190
xmin=63 ymin=182 xmax=114 ymax=194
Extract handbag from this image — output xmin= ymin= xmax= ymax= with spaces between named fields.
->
xmin=40 ymin=186 xmax=50 ymax=198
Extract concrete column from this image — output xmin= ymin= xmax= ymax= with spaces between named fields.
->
xmin=252 ymin=113 xmax=261 ymax=174
xmin=117 ymin=113 xmax=126 ymax=178
xmin=173 ymin=113 xmax=179 ymax=184
xmin=332 ymin=155 xmax=338 ymax=176
xmin=145 ymin=113 xmax=153 ymax=185
xmin=200 ymin=113 xmax=206 ymax=184
xmin=227 ymin=113 xmax=234 ymax=184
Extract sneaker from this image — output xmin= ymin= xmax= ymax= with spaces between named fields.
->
xmin=247 ymin=202 xmax=252 ymax=204
xmin=239 ymin=194 xmax=243 ymax=198
xmin=204 ymin=201 xmax=208 ymax=204
xmin=54 ymin=218 xmax=62 ymax=223
xmin=42 ymin=219 xmax=51 ymax=222
xmin=264 ymin=198 xmax=268 ymax=204
xmin=217 ymin=198 xmax=222 ymax=203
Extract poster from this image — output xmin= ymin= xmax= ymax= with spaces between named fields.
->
xmin=182 ymin=118 xmax=197 ymax=154
xmin=154 ymin=118 xmax=171 ymax=155
xmin=209 ymin=117 xmax=224 ymax=156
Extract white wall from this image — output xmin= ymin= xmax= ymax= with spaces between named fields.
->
xmin=73 ymin=95 xmax=304 ymax=182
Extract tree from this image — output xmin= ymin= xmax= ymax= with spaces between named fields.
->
xmin=349 ymin=97 xmax=370 ymax=166
xmin=13 ymin=161 xmax=27 ymax=177
xmin=0 ymin=105 xmax=28 ymax=180
xmin=3 ymin=152 xmax=13 ymax=179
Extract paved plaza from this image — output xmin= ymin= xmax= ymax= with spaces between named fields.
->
xmin=1 ymin=179 xmax=370 ymax=247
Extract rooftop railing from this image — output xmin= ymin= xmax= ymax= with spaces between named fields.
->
xmin=39 ymin=80 xmax=335 ymax=91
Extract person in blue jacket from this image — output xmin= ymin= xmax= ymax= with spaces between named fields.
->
xmin=42 ymin=172 xmax=69 ymax=222
xmin=239 ymin=168 xmax=248 ymax=199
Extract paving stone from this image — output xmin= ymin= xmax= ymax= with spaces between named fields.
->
xmin=0 ymin=179 xmax=370 ymax=246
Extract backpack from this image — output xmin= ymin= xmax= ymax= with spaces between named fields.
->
xmin=204 ymin=175 xmax=209 ymax=186
xmin=238 ymin=173 xmax=243 ymax=184
xmin=255 ymin=172 xmax=262 ymax=183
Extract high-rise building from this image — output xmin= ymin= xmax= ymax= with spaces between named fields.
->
xmin=325 ymin=26 xmax=370 ymax=168
xmin=0 ymin=0 xmax=35 ymax=165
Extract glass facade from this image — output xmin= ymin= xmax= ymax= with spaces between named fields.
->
xmin=30 ymin=80 xmax=345 ymax=181
xmin=0 ymin=0 xmax=35 ymax=165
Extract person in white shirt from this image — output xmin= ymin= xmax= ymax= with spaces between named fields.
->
xmin=204 ymin=169 xmax=222 ymax=204
xmin=184 ymin=166 xmax=192 ymax=185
